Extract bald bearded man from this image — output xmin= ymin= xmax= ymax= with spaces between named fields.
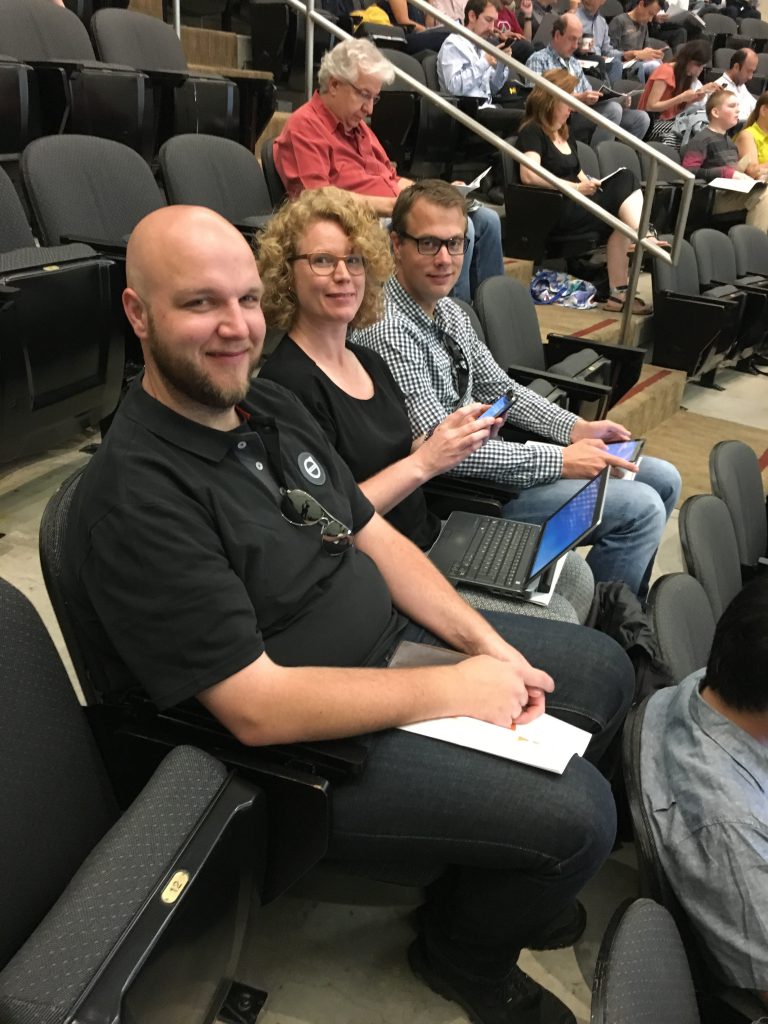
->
xmin=62 ymin=205 xmax=633 ymax=1024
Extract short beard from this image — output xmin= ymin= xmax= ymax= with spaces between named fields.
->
xmin=145 ymin=314 xmax=258 ymax=410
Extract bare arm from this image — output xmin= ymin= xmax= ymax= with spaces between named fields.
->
xmin=519 ymin=149 xmax=600 ymax=196
xmin=359 ymin=404 xmax=494 ymax=514
xmin=644 ymin=77 xmax=708 ymax=113
xmin=388 ymin=0 xmax=424 ymax=29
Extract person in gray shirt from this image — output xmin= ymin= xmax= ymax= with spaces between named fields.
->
xmin=642 ymin=579 xmax=768 ymax=1009
xmin=608 ymin=0 xmax=665 ymax=82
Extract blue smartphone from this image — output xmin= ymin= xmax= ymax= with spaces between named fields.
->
xmin=478 ymin=388 xmax=514 ymax=420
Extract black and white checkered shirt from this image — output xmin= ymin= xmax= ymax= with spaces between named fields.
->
xmin=352 ymin=277 xmax=577 ymax=489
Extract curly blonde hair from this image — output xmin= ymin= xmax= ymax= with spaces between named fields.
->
xmin=258 ymin=187 xmax=393 ymax=331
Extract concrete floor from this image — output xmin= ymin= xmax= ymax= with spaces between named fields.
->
xmin=0 ymin=371 xmax=765 ymax=1023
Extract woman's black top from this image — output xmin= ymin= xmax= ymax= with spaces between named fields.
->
xmin=259 ymin=335 xmax=442 ymax=550
xmin=517 ymin=122 xmax=582 ymax=181
xmin=516 ymin=121 xmax=638 ymax=236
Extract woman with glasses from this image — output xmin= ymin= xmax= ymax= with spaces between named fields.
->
xmin=258 ymin=186 xmax=592 ymax=623
xmin=518 ymin=69 xmax=665 ymax=315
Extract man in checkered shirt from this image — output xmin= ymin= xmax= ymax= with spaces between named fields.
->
xmin=352 ymin=180 xmax=681 ymax=598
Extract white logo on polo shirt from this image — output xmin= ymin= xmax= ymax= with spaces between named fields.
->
xmin=298 ymin=451 xmax=326 ymax=486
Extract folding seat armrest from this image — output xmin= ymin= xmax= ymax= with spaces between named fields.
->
xmin=423 ymin=475 xmax=519 ymax=518
xmin=545 ymin=333 xmax=644 ymax=405
xmin=659 ymin=288 xmax=739 ymax=309
xmin=702 ymin=283 xmax=744 ymax=301
xmin=86 ymin=702 xmax=346 ymax=901
xmin=0 ymin=283 xmax=18 ymax=308
xmin=141 ymin=66 xmax=189 ymax=86
xmin=0 ymin=746 xmax=264 ymax=1024
xmin=29 ymin=57 xmax=87 ymax=74
xmin=508 ymin=363 xmax=612 ymax=405
xmin=60 ymin=235 xmax=128 ymax=257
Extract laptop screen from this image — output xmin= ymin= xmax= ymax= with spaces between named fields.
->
xmin=528 ymin=469 xmax=609 ymax=580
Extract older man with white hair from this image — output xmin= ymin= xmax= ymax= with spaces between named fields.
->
xmin=274 ymin=37 xmax=505 ymax=300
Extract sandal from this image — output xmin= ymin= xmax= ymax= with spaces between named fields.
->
xmin=604 ymin=289 xmax=653 ymax=315
xmin=628 ymin=227 xmax=671 ymax=254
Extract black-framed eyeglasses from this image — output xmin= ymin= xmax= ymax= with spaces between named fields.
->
xmin=399 ymin=233 xmax=469 ymax=256
xmin=438 ymin=328 xmax=470 ymax=398
xmin=343 ymin=80 xmax=381 ymax=106
xmin=280 ymin=488 xmax=353 ymax=555
xmin=289 ymin=252 xmax=367 ymax=276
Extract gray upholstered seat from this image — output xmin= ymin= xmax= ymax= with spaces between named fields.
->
xmin=159 ymin=133 xmax=273 ymax=230
xmin=591 ymin=898 xmax=700 ymax=1024
xmin=646 ymin=572 xmax=715 ymax=683
xmin=21 ymin=133 xmax=164 ymax=246
xmin=710 ymin=439 xmax=768 ymax=574
xmin=0 ymin=577 xmax=264 ymax=1023
xmin=91 ymin=8 xmax=239 ymax=150
xmin=0 ymin=164 xmax=123 ymax=462
xmin=678 ymin=494 xmax=743 ymax=621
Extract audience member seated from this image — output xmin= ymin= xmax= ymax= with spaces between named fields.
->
xmin=608 ymin=0 xmax=665 ymax=84
xmin=518 ymin=69 xmax=667 ymax=314
xmin=736 ymin=91 xmax=768 ymax=178
xmin=682 ymin=87 xmax=768 ymax=230
xmin=274 ymin=38 xmax=504 ymax=301
xmin=437 ymin=0 xmax=526 ymax=136
xmin=352 ymin=179 xmax=681 ymax=599
xmin=63 ymin=202 xmax=636 ymax=1024
xmin=713 ymin=48 xmax=759 ymax=125
xmin=526 ymin=14 xmax=650 ymax=145
xmin=638 ymin=39 xmax=718 ymax=145
xmin=376 ymin=0 xmax=453 ymax=51
xmin=723 ymin=0 xmax=763 ymax=22
xmin=573 ymin=0 xmax=624 ymax=86
xmin=496 ymin=0 xmax=535 ymax=59
xmin=258 ymin=185 xmax=592 ymax=623
xmin=642 ymin=579 xmax=768 ymax=1010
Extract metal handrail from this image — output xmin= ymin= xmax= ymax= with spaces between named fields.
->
xmin=287 ymin=0 xmax=694 ymax=342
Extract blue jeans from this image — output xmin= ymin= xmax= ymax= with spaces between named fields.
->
xmin=505 ymin=456 xmax=681 ymax=599
xmin=328 ymin=612 xmax=633 ymax=978
xmin=453 ymin=205 xmax=504 ymax=302
xmin=572 ymin=100 xmax=650 ymax=147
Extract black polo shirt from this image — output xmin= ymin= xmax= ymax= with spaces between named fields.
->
xmin=65 ymin=376 xmax=404 ymax=710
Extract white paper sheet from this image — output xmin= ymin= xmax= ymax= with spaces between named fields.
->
xmin=400 ymin=713 xmax=591 ymax=774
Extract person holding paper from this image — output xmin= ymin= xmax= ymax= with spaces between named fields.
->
xmin=273 ymin=37 xmax=504 ymax=301
xmin=573 ymin=0 xmax=624 ymax=85
xmin=66 ymin=202 xmax=635 ymax=1024
xmin=258 ymin=184 xmax=593 ymax=624
xmin=524 ymin=13 xmax=650 ymax=145
xmin=607 ymin=0 xmax=665 ymax=84
xmin=682 ymin=87 xmax=768 ymax=231
xmin=517 ymin=69 xmax=667 ymax=313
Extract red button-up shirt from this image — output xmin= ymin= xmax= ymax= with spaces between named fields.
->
xmin=273 ymin=91 xmax=401 ymax=199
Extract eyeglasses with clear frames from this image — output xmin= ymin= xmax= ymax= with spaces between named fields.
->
xmin=289 ymin=252 xmax=367 ymax=276
xmin=343 ymin=80 xmax=381 ymax=106
xmin=399 ymin=233 xmax=470 ymax=256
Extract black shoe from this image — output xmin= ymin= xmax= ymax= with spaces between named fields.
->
xmin=525 ymin=901 xmax=587 ymax=951
xmin=408 ymin=937 xmax=576 ymax=1024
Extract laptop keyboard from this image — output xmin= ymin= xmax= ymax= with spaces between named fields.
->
xmin=450 ymin=518 xmax=538 ymax=587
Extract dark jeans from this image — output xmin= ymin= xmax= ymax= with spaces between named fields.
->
xmin=328 ymin=612 xmax=634 ymax=979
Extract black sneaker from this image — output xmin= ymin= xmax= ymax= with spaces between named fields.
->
xmin=408 ymin=937 xmax=576 ymax=1024
xmin=526 ymin=901 xmax=587 ymax=951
